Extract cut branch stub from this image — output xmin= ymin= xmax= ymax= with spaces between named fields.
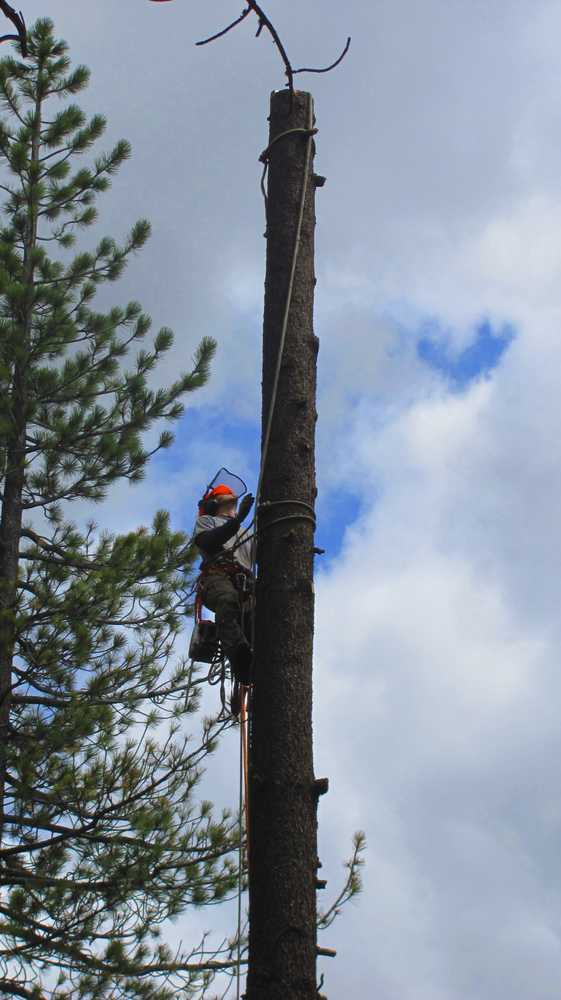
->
xmin=0 ymin=1 xmax=27 ymax=57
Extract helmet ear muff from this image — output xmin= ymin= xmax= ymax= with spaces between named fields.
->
xmin=204 ymin=497 xmax=220 ymax=516
xmin=199 ymin=496 xmax=220 ymax=516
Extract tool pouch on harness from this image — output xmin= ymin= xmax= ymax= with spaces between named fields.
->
xmin=198 ymin=556 xmax=254 ymax=596
xmin=188 ymin=619 xmax=219 ymax=664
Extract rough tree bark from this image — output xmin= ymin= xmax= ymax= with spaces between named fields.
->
xmin=247 ymin=88 xmax=322 ymax=1000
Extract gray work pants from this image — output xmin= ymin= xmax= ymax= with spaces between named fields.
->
xmin=199 ymin=573 xmax=246 ymax=659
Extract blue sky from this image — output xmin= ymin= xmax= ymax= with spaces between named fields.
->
xmin=168 ymin=316 xmax=516 ymax=562
xmin=418 ymin=320 xmax=515 ymax=388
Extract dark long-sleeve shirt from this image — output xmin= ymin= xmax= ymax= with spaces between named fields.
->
xmin=192 ymin=514 xmax=254 ymax=572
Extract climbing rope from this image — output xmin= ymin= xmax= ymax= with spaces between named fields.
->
xmin=257 ymin=100 xmax=316 ymax=508
xmin=232 ymin=99 xmax=317 ymax=560
xmin=241 ymin=692 xmax=250 ymax=842
xmin=259 ymin=124 xmax=318 ymax=217
xmin=236 ymin=687 xmax=245 ymax=1000
xmin=234 ymin=92 xmax=317 ymax=1000
xmin=207 ymin=651 xmax=229 ymax=719
xmin=234 ymin=686 xmax=250 ymax=1000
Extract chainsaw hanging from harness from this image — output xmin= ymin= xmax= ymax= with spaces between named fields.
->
xmin=188 ymin=586 xmax=231 ymax=717
xmin=188 ymin=589 xmax=219 ymax=664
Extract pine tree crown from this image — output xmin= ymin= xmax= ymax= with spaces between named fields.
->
xmin=0 ymin=17 xmax=216 ymax=512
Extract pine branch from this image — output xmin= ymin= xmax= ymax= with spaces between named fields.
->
xmin=0 ymin=21 xmax=231 ymax=997
xmin=318 ymin=831 xmax=366 ymax=930
xmin=19 ymin=526 xmax=92 ymax=566
xmin=0 ymin=982 xmax=38 ymax=1000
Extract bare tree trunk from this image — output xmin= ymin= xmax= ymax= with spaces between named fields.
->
xmin=246 ymin=88 xmax=321 ymax=1000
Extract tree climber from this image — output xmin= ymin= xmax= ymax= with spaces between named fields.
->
xmin=193 ymin=483 xmax=255 ymax=684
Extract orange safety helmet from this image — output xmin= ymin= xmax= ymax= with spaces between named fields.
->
xmin=198 ymin=484 xmax=237 ymax=516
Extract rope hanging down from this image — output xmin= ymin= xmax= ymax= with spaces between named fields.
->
xmin=257 ymin=97 xmax=316 ymax=515
xmin=234 ymin=94 xmax=317 ymax=1000
xmin=236 ymin=688 xmax=247 ymax=1000
xmin=232 ymin=107 xmax=317 ymax=557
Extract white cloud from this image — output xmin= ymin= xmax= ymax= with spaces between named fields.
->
xmin=314 ymin=338 xmax=561 ymax=996
xmin=13 ymin=1 xmax=561 ymax=996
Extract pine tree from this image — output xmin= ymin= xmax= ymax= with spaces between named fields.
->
xmin=0 ymin=19 xmax=242 ymax=999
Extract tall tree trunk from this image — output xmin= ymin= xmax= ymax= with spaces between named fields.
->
xmin=247 ymin=89 xmax=321 ymax=1000
xmin=0 ymin=92 xmax=41 ymax=845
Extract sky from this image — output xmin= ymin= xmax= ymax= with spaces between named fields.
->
xmin=12 ymin=1 xmax=561 ymax=997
